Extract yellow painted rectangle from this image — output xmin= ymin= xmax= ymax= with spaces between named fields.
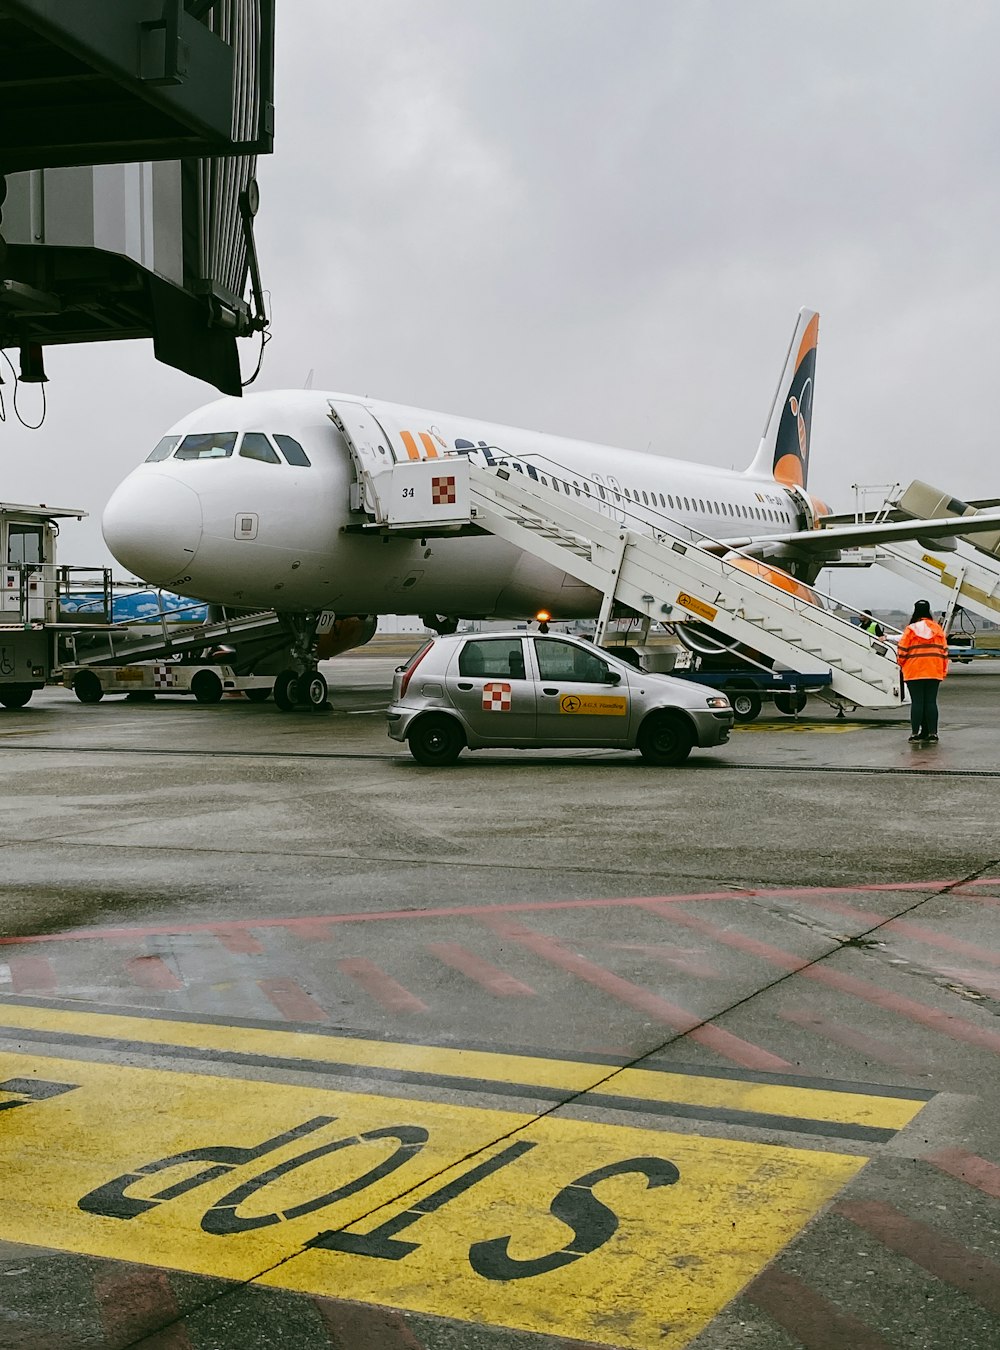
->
xmin=0 ymin=1052 xmax=867 ymax=1350
xmin=113 ymin=667 xmax=146 ymax=682
xmin=0 ymin=1001 xmax=927 ymax=1133
xmin=676 ymin=591 xmax=718 ymax=622
xmin=558 ymin=693 xmax=627 ymax=715
xmin=921 ymin=553 xmax=947 ymax=570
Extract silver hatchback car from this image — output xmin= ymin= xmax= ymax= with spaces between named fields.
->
xmin=387 ymin=631 xmax=734 ymax=766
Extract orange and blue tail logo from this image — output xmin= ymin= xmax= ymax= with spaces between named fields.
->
xmin=772 ymin=313 xmax=818 ymax=487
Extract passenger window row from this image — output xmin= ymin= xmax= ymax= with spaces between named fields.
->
xmin=531 ymin=466 xmax=793 ymax=525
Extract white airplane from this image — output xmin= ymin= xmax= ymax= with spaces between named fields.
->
xmin=103 ymin=309 xmax=1000 ymax=708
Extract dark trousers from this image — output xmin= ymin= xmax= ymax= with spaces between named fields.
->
xmin=907 ymin=679 xmax=941 ymax=737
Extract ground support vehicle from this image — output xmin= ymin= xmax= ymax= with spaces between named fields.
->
xmin=669 ymin=657 xmax=834 ymax=722
xmin=387 ymin=630 xmax=734 ymax=766
xmin=63 ymin=662 xmax=274 ymax=705
xmin=1 ymin=501 xmax=118 ymax=709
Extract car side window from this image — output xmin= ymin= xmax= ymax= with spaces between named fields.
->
xmin=458 ymin=638 xmax=526 ymax=680
xmin=533 ymin=638 xmax=612 ymax=684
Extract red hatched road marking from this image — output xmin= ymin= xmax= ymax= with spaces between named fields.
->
xmin=1 ymin=877 xmax=998 ymax=947
xmin=426 ymin=942 xmax=536 ymax=996
xmin=8 ymin=954 xmax=56 ymax=993
xmin=215 ymin=928 xmax=264 ymax=954
xmin=258 ymin=978 xmax=329 ymax=1023
xmin=779 ymin=1008 xmax=928 ymax=1074
xmin=793 ymin=894 xmax=1000 ymax=969
xmin=93 ymin=1267 xmax=192 ymax=1348
xmin=924 ymin=1147 xmax=1000 ymax=1199
xmin=482 ymin=916 xmax=791 ymax=1071
xmin=314 ymin=1297 xmax=425 ymax=1349
xmin=836 ymin=1199 xmax=1000 ymax=1317
xmin=647 ymin=904 xmax=1000 ymax=1057
xmin=124 ymin=955 xmax=183 ymax=992
xmin=745 ymin=1268 xmax=895 ymax=1350
xmin=337 ymin=958 xmax=429 ymax=1015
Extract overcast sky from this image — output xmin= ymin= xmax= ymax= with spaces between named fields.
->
xmin=3 ymin=1 xmax=999 ymax=608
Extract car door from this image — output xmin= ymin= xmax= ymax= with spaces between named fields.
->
xmin=444 ymin=636 xmax=536 ymax=743
xmin=530 ymin=637 xmax=630 ymax=746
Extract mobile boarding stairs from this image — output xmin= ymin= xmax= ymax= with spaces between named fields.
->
xmin=840 ymin=480 xmax=1000 ymax=638
xmin=338 ymin=436 xmax=905 ymax=713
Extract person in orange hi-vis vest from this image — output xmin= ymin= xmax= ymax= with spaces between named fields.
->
xmin=897 ymin=599 xmax=949 ymax=744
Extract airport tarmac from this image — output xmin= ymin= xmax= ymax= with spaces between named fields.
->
xmin=1 ymin=655 xmax=999 ymax=1350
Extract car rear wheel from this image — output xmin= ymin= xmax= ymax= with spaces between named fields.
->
xmin=0 ymin=684 xmax=33 ymax=709
xmin=637 ymin=711 xmax=694 ymax=766
xmin=408 ymin=715 xmax=465 ymax=766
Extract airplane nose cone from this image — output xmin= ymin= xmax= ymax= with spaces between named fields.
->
xmin=102 ymin=472 xmax=203 ymax=583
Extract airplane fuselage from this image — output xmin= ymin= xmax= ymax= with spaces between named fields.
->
xmin=103 ymin=390 xmax=816 ymax=620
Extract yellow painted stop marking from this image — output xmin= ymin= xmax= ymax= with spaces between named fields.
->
xmin=0 ymin=1047 xmax=897 ymax=1349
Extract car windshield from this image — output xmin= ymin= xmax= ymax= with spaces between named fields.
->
xmin=174 ymin=432 xmax=237 ymax=460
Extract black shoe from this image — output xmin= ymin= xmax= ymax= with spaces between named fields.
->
xmin=926 ymin=734 xmax=939 ymax=743
xmin=908 ymin=734 xmax=922 ymax=742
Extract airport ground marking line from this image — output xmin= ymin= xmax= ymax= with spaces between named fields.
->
xmin=835 ymin=1199 xmax=1000 ymax=1317
xmin=0 ymin=1002 xmax=930 ymax=1134
xmin=1 ymin=877 xmax=997 ymax=949
xmin=646 ymin=904 xmax=1000 ymax=1057
xmin=9 ymin=739 xmax=1000 ymax=777
xmin=923 ymin=1147 xmax=1000 ymax=1199
xmin=0 ymin=1049 xmax=924 ymax=1350
xmin=482 ymin=913 xmax=793 ymax=1072
xmin=745 ymin=1268 xmax=897 ymax=1350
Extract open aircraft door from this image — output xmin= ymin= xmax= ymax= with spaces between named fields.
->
xmin=327 ymin=399 xmax=399 ymax=523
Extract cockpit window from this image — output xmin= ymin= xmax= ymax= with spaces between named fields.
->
xmin=274 ymin=434 xmax=311 ymax=467
xmin=239 ymin=432 xmax=281 ymax=464
xmin=145 ymin=436 xmax=180 ymax=462
xmin=174 ymin=432 xmax=237 ymax=460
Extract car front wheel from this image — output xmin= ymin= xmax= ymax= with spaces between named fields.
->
xmin=637 ymin=711 xmax=694 ymax=766
xmin=408 ymin=715 xmax=465 ymax=766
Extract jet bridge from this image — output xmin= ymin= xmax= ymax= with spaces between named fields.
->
xmin=835 ymin=480 xmax=1000 ymax=635
xmin=335 ymin=425 xmax=905 ymax=712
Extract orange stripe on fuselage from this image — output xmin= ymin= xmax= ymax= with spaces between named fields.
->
xmin=418 ymin=432 xmax=440 ymax=458
xmin=399 ymin=430 xmax=421 ymax=461
xmin=795 ymin=313 xmax=819 ymax=368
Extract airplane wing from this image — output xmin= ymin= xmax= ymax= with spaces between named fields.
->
xmin=717 ymin=510 xmax=1000 ymax=559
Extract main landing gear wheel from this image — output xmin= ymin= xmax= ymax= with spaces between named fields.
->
xmin=774 ymin=690 xmax=808 ymax=716
xmin=301 ymin=670 xmax=329 ymax=711
xmin=272 ymin=669 xmax=300 ymax=711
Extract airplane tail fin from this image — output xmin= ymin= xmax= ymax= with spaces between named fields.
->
xmin=746 ymin=308 xmax=819 ymax=488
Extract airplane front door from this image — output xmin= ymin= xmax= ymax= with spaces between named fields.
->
xmin=327 ymin=400 xmax=397 ymax=520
